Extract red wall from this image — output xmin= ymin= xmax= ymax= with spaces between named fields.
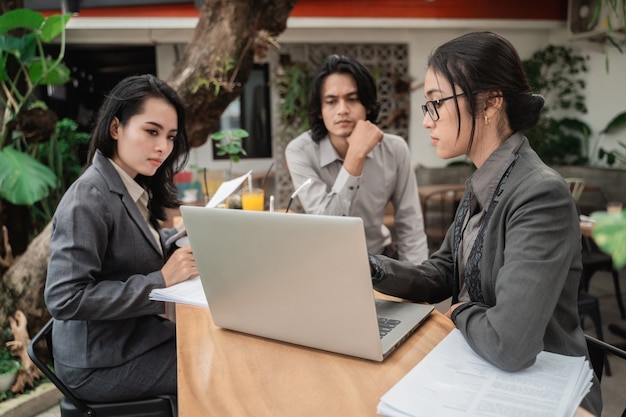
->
xmin=40 ymin=0 xmax=567 ymax=20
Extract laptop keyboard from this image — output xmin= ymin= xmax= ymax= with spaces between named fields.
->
xmin=378 ymin=317 xmax=401 ymax=339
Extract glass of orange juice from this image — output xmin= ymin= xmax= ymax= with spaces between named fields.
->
xmin=241 ymin=188 xmax=265 ymax=211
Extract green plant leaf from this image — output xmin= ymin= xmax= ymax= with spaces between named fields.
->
xmin=28 ymin=59 xmax=71 ymax=85
xmin=0 ymin=34 xmax=36 ymax=60
xmin=40 ymin=14 xmax=71 ymax=42
xmin=0 ymin=147 xmax=57 ymax=205
xmin=591 ymin=211 xmax=626 ymax=269
xmin=0 ymin=9 xmax=44 ymax=35
xmin=600 ymin=111 xmax=626 ymax=135
xmin=0 ymin=54 xmax=6 ymax=82
xmin=0 ymin=359 xmax=20 ymax=375
xmin=231 ymin=128 xmax=249 ymax=138
xmin=211 ymin=131 xmax=225 ymax=140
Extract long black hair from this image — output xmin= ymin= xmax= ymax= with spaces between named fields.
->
xmin=308 ymin=55 xmax=380 ymax=142
xmin=427 ymin=31 xmax=544 ymax=152
xmin=87 ymin=74 xmax=190 ymax=223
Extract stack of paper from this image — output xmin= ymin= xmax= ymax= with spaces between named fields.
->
xmin=149 ymin=277 xmax=208 ymax=307
xmin=378 ymin=329 xmax=593 ymax=417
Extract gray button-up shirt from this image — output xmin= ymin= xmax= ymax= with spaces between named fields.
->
xmin=285 ymin=131 xmax=428 ymax=264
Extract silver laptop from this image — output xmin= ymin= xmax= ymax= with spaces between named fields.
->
xmin=180 ymin=206 xmax=434 ymax=362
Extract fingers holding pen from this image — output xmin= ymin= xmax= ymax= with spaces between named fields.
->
xmin=162 ymin=244 xmax=198 ymax=287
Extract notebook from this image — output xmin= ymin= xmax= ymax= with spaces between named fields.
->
xmin=180 ymin=206 xmax=434 ymax=362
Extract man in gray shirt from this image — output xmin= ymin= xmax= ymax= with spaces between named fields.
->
xmin=285 ymin=55 xmax=428 ymax=264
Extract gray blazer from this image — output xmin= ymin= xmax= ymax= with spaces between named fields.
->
xmin=45 ymin=151 xmax=177 ymax=369
xmin=374 ymin=138 xmax=602 ymax=415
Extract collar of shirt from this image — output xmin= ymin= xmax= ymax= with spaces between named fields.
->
xmin=469 ymin=132 xmax=525 ymax=212
xmin=108 ymin=158 xmax=147 ymax=205
xmin=318 ymin=135 xmax=374 ymax=168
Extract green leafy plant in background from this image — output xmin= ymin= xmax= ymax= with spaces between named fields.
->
xmin=275 ymin=61 xmax=311 ymax=140
xmin=0 ymin=327 xmax=20 ymax=399
xmin=30 ymin=118 xmax=91 ymax=230
xmin=210 ymin=128 xmax=249 ymax=179
xmin=589 ymin=0 xmax=626 ymax=64
xmin=522 ymin=45 xmax=592 ymax=166
xmin=593 ymin=110 xmax=626 ymax=166
xmin=591 ymin=210 xmax=626 ymax=269
xmin=193 ymin=55 xmax=237 ymax=96
xmin=0 ymin=8 xmax=71 ymax=206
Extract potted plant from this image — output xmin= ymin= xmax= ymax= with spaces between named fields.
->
xmin=0 ymin=357 xmax=20 ymax=395
xmin=210 ymin=128 xmax=249 ymax=180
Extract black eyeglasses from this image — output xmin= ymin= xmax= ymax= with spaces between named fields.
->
xmin=421 ymin=93 xmax=466 ymax=122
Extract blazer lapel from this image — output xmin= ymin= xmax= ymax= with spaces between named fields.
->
xmin=92 ymin=151 xmax=164 ymax=256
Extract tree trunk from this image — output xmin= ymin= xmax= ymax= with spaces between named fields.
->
xmin=0 ymin=0 xmax=296 ymax=341
xmin=0 ymin=222 xmax=52 ymax=333
xmin=0 ymin=0 xmax=24 ymax=14
xmin=167 ymin=0 xmax=297 ymax=148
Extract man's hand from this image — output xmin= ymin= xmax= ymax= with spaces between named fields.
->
xmin=343 ymin=120 xmax=383 ymax=176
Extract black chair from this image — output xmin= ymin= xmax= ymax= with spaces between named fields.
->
xmin=27 ymin=319 xmax=173 ymax=417
xmin=578 ymin=290 xmax=611 ymax=376
xmin=421 ymin=187 xmax=464 ymax=251
xmin=585 ymin=335 xmax=626 ymax=417
xmin=578 ymin=291 xmax=605 ymax=341
xmin=581 ymin=235 xmax=625 ymax=319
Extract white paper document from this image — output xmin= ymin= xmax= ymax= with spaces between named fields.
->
xmin=165 ymin=170 xmax=253 ymax=247
xmin=149 ymin=277 xmax=208 ymax=307
xmin=206 ymin=170 xmax=252 ymax=208
xmin=378 ymin=329 xmax=593 ymax=417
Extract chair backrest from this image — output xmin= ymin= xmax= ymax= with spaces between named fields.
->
xmin=27 ymin=319 xmax=173 ymax=417
xmin=421 ymin=188 xmax=464 ymax=248
xmin=27 ymin=319 xmax=93 ymax=414
xmin=585 ymin=334 xmax=626 ymax=382
xmin=566 ymin=177 xmax=586 ymax=201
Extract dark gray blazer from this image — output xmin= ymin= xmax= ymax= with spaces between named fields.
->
xmin=374 ymin=137 xmax=602 ymax=416
xmin=45 ymin=150 xmax=177 ymax=369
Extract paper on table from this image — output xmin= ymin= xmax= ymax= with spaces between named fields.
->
xmin=378 ymin=329 xmax=593 ymax=417
xmin=166 ymin=170 xmax=253 ymax=247
xmin=149 ymin=277 xmax=208 ymax=307
xmin=206 ymin=170 xmax=252 ymax=209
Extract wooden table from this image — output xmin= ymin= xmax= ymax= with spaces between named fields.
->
xmin=176 ymin=302 xmax=455 ymax=416
xmin=176 ymin=302 xmax=596 ymax=417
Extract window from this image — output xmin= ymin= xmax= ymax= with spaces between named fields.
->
xmin=212 ymin=63 xmax=272 ymax=159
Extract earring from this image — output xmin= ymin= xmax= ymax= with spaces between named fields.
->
xmin=484 ymin=116 xmax=490 ymax=125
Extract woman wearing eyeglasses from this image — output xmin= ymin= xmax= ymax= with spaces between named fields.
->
xmin=369 ymin=31 xmax=602 ymax=416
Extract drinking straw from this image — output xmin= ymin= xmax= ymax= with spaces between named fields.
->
xmin=286 ymin=178 xmax=312 ymax=213
xmin=261 ymin=162 xmax=275 ymax=194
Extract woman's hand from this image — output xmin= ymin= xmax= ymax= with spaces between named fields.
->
xmin=445 ymin=302 xmax=467 ymax=319
xmin=161 ymin=245 xmax=198 ymax=287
